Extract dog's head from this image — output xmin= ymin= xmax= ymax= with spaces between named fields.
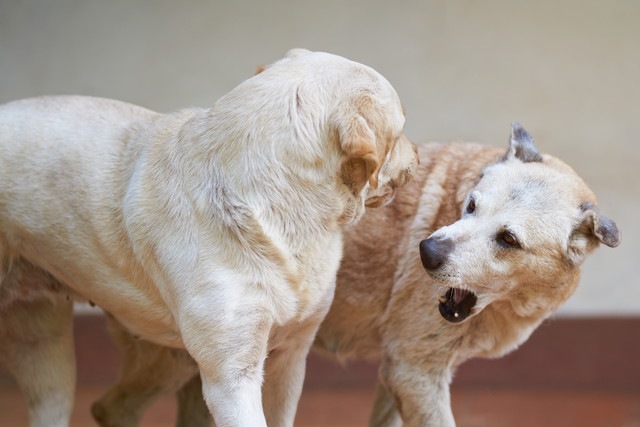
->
xmin=257 ymin=49 xmax=418 ymax=224
xmin=329 ymin=82 xmax=417 ymax=217
xmin=419 ymin=123 xmax=620 ymax=323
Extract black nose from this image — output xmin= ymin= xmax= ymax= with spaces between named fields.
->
xmin=419 ymin=237 xmax=454 ymax=271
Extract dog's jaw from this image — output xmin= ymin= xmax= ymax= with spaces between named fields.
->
xmin=424 ymin=270 xmax=480 ymax=323
xmin=438 ymin=287 xmax=478 ymax=323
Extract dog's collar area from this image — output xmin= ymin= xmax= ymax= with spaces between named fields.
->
xmin=438 ymin=287 xmax=477 ymax=323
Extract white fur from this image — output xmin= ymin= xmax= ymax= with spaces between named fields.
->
xmin=0 ymin=49 xmax=417 ymax=427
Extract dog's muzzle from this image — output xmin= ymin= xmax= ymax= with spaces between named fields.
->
xmin=419 ymin=237 xmax=478 ymax=323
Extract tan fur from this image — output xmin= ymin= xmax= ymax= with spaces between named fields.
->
xmin=0 ymin=49 xmax=417 ymax=427
xmin=92 ymin=131 xmax=619 ymax=427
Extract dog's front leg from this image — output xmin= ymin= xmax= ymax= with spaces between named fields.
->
xmin=262 ymin=318 xmax=321 ymax=427
xmin=179 ymin=296 xmax=273 ymax=427
xmin=380 ymin=355 xmax=456 ymax=427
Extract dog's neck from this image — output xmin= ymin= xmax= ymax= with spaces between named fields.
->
xmin=151 ymin=107 xmax=353 ymax=245
xmin=464 ymin=268 xmax=580 ymax=360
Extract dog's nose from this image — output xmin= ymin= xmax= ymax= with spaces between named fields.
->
xmin=419 ymin=237 xmax=454 ymax=271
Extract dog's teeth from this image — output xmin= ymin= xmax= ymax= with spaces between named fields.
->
xmin=438 ymin=296 xmax=447 ymax=303
xmin=454 ymin=312 xmax=459 ymax=318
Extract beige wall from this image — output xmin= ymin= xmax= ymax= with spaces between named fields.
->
xmin=1 ymin=0 xmax=637 ymax=315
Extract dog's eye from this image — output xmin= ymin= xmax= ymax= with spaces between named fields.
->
xmin=466 ymin=198 xmax=476 ymax=214
xmin=498 ymin=231 xmax=519 ymax=248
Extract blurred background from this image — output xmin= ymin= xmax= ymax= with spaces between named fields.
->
xmin=0 ymin=1 xmax=638 ymax=426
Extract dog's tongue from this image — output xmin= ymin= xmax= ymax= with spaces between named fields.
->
xmin=452 ymin=288 xmax=467 ymax=304
xmin=438 ymin=287 xmax=477 ymax=323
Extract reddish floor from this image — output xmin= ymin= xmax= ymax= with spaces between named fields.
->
xmin=2 ymin=385 xmax=639 ymax=427
xmin=2 ymin=316 xmax=639 ymax=426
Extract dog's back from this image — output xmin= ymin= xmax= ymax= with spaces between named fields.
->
xmin=0 ymin=96 xmax=149 ymax=296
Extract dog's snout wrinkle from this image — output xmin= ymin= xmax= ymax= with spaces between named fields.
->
xmin=419 ymin=237 xmax=454 ymax=271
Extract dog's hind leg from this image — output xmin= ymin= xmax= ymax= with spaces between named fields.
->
xmin=91 ymin=315 xmax=201 ymax=427
xmin=0 ymin=295 xmax=75 ymax=427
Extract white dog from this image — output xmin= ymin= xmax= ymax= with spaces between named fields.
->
xmin=0 ymin=48 xmax=417 ymax=427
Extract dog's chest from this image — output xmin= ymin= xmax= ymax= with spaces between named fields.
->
xmin=267 ymin=280 xmax=335 ymax=351
xmin=289 ymin=231 xmax=343 ymax=318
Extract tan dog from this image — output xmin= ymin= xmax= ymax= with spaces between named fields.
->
xmin=0 ymin=48 xmax=417 ymax=427
xmin=91 ymin=124 xmax=619 ymax=426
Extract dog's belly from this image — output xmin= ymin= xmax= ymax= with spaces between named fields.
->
xmin=56 ymin=265 xmax=183 ymax=347
xmin=70 ymin=273 xmax=183 ymax=347
xmin=84 ymin=280 xmax=182 ymax=348
xmin=3 ymin=234 xmax=183 ymax=347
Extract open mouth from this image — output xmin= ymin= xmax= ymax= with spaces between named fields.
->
xmin=438 ymin=287 xmax=478 ymax=323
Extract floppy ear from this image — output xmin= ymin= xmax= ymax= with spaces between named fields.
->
xmin=566 ymin=202 xmax=621 ymax=265
xmin=504 ymin=122 xmax=543 ymax=163
xmin=335 ymin=109 xmax=381 ymax=195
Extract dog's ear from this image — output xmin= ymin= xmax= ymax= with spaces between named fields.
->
xmin=504 ymin=122 xmax=543 ymax=163
xmin=256 ymin=49 xmax=312 ymax=75
xmin=284 ymin=48 xmax=311 ymax=59
xmin=566 ymin=202 xmax=620 ymax=265
xmin=335 ymin=107 xmax=381 ymax=195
